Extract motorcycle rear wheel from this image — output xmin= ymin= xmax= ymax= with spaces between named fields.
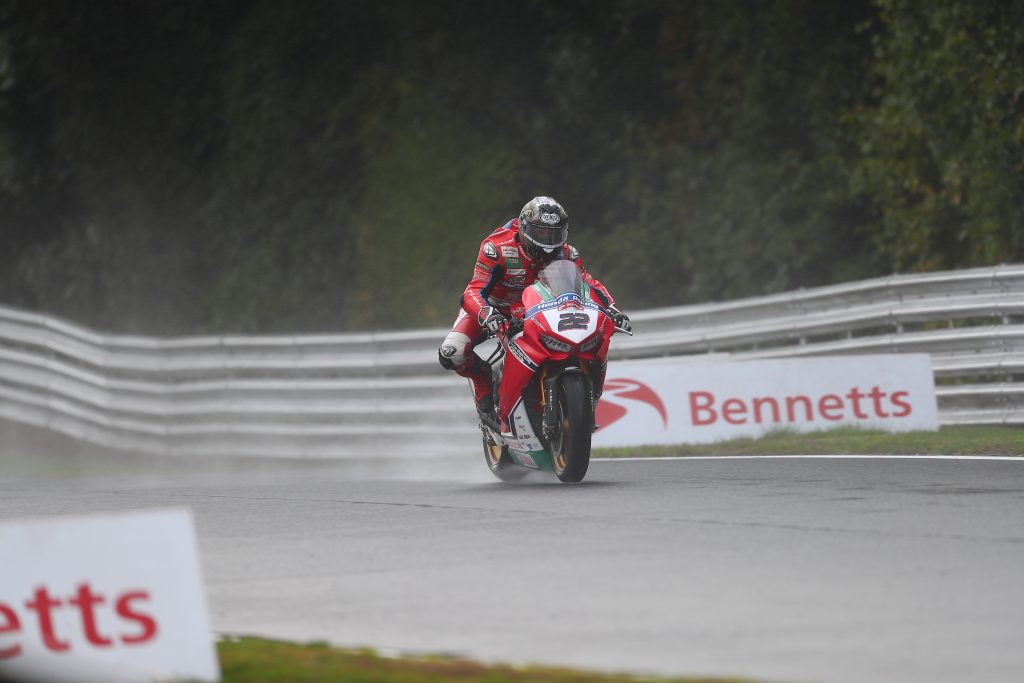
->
xmin=482 ymin=436 xmax=529 ymax=482
xmin=551 ymin=372 xmax=592 ymax=483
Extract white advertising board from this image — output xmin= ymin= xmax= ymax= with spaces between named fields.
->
xmin=593 ymin=354 xmax=938 ymax=447
xmin=0 ymin=508 xmax=219 ymax=683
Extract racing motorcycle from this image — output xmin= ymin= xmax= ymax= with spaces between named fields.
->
xmin=478 ymin=260 xmax=631 ymax=483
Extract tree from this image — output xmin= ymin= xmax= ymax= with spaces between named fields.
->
xmin=851 ymin=0 xmax=1024 ymax=271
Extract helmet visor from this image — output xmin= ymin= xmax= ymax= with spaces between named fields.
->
xmin=522 ymin=221 xmax=567 ymax=250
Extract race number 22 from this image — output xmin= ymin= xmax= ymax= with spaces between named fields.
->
xmin=558 ymin=313 xmax=590 ymax=331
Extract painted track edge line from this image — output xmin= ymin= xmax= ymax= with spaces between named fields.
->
xmin=595 ymin=454 xmax=1024 ymax=462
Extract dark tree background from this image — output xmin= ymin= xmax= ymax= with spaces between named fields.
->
xmin=1 ymin=0 xmax=1021 ymax=334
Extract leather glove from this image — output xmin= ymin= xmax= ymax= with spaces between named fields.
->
xmin=609 ymin=305 xmax=632 ymax=334
xmin=477 ymin=306 xmax=506 ymax=334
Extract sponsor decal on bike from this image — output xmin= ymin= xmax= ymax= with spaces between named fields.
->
xmin=558 ymin=298 xmax=584 ymax=311
xmin=483 ymin=242 xmax=498 ymax=260
xmin=524 ymin=293 xmax=603 ymax=320
xmin=513 ymin=452 xmax=538 ymax=468
xmin=507 ymin=340 xmax=538 ymax=372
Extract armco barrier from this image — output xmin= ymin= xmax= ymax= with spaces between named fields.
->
xmin=2 ymin=264 xmax=1023 ymax=457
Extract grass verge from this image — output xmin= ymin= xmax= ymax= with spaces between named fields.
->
xmin=217 ymin=637 xmax=753 ymax=683
xmin=592 ymin=425 xmax=1024 ymax=458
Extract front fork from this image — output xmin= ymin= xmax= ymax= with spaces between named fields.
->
xmin=541 ymin=366 xmax=598 ymax=441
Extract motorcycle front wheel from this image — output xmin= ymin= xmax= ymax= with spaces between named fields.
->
xmin=482 ymin=436 xmax=529 ymax=482
xmin=551 ymin=372 xmax=592 ymax=483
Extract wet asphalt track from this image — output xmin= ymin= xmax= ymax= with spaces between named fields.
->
xmin=2 ymin=455 xmax=1023 ymax=683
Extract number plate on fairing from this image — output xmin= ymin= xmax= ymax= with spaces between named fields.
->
xmin=527 ymin=293 xmax=602 ymax=345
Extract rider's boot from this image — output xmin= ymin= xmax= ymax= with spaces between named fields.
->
xmin=476 ymin=393 xmax=500 ymax=431
xmin=498 ymin=408 xmax=511 ymax=435
xmin=466 ymin=359 xmax=499 ymax=431
xmin=437 ymin=329 xmax=499 ymax=431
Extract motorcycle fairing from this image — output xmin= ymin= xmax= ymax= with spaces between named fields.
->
xmin=484 ymin=260 xmax=613 ymax=478
xmin=493 ymin=397 xmax=554 ymax=470
xmin=496 ymin=330 xmax=544 ymax=428
xmin=497 ymin=281 xmax=610 ymax=429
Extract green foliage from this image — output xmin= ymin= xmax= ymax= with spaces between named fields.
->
xmin=0 ymin=0 xmax=1021 ymax=333
xmin=0 ymin=1 xmax=241 ymax=331
xmin=350 ymin=99 xmax=523 ymax=328
xmin=597 ymin=0 xmax=882 ymax=303
xmin=851 ymin=0 xmax=1024 ymax=271
xmin=195 ymin=1 xmax=385 ymax=332
xmin=217 ymin=637 xmax=753 ymax=683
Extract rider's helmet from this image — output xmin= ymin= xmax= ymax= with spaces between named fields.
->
xmin=518 ymin=196 xmax=568 ymax=262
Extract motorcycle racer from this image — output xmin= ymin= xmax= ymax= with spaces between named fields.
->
xmin=438 ymin=196 xmax=631 ymax=430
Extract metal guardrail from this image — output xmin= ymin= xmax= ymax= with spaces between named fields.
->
xmin=2 ymin=264 xmax=1023 ymax=457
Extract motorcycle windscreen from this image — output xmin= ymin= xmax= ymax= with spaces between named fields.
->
xmin=537 ymin=259 xmax=584 ymax=298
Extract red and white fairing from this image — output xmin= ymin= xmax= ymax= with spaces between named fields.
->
xmin=495 ymin=261 xmax=616 ymax=430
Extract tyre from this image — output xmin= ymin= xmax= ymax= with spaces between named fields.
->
xmin=482 ymin=436 xmax=529 ymax=482
xmin=551 ymin=372 xmax=592 ymax=483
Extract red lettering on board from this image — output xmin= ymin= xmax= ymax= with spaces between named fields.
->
xmin=25 ymin=587 xmax=69 ymax=652
xmin=817 ymin=394 xmax=845 ymax=421
xmin=117 ymin=591 xmax=158 ymax=645
xmin=786 ymin=395 xmax=814 ymax=422
xmin=686 ymin=387 xmax=919 ymax=428
xmin=722 ymin=398 xmax=748 ymax=425
xmin=70 ymin=583 xmax=113 ymax=647
xmin=0 ymin=604 xmax=22 ymax=659
xmin=689 ymin=391 xmax=717 ymax=425
xmin=0 ymin=584 xmax=160 ymax=659
xmin=890 ymin=391 xmax=912 ymax=417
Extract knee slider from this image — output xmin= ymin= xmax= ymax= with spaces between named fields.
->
xmin=438 ymin=346 xmax=457 ymax=370
xmin=439 ymin=340 xmax=467 ymax=370
xmin=439 ymin=331 xmax=473 ymax=371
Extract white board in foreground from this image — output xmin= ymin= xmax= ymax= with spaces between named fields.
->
xmin=0 ymin=508 xmax=219 ymax=683
xmin=594 ymin=354 xmax=938 ymax=447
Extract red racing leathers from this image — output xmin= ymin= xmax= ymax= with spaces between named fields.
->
xmin=439 ymin=218 xmax=615 ymax=428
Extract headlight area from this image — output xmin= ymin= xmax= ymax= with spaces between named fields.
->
xmin=540 ymin=334 xmax=574 ymax=353
xmin=578 ymin=335 xmax=602 ymax=352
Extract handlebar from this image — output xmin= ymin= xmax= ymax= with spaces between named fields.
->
xmin=483 ymin=318 xmax=523 ymax=340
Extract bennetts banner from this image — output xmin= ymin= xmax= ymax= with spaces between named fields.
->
xmin=593 ymin=355 xmax=938 ymax=447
